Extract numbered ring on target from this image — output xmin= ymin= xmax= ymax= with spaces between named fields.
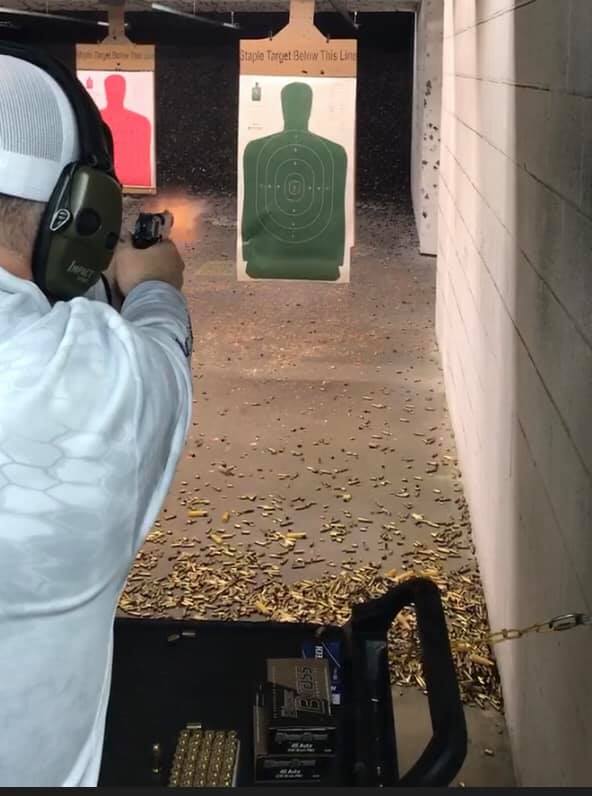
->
xmin=254 ymin=132 xmax=337 ymax=245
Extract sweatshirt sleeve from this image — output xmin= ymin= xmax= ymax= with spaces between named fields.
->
xmin=116 ymin=281 xmax=193 ymax=553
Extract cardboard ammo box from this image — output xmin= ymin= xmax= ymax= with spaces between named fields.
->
xmin=253 ymin=704 xmax=334 ymax=782
xmin=262 ymin=658 xmax=336 ymax=755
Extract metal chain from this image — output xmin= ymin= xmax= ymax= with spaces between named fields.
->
xmin=487 ymin=612 xmax=592 ymax=645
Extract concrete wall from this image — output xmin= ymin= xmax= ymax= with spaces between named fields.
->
xmin=436 ymin=0 xmax=592 ymax=786
xmin=411 ymin=0 xmax=443 ymax=254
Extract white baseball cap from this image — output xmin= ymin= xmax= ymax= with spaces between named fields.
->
xmin=0 ymin=54 xmax=80 ymax=203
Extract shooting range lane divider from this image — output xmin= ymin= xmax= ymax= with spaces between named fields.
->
xmin=76 ymin=2 xmax=157 ymax=195
xmin=237 ymin=0 xmax=357 ymax=284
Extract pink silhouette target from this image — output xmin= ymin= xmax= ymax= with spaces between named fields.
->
xmin=78 ymin=70 xmax=155 ymax=189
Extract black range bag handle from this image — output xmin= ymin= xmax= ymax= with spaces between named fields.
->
xmin=346 ymin=577 xmax=467 ymax=787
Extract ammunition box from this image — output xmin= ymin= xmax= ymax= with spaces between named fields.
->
xmin=263 ymin=658 xmax=336 ymax=753
xmin=253 ymin=705 xmax=334 ymax=783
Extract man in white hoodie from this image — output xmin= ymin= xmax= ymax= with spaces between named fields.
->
xmin=0 ymin=50 xmax=193 ymax=785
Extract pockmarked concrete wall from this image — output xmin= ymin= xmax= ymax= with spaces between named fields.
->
xmin=411 ymin=0 xmax=443 ymax=254
xmin=436 ymin=0 xmax=592 ymax=785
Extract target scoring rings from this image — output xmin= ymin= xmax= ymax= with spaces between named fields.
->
xmin=254 ymin=132 xmax=336 ymax=244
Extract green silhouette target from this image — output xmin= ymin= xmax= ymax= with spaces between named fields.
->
xmin=241 ymin=82 xmax=347 ymax=281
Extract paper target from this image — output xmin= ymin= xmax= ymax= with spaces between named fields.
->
xmin=238 ymin=75 xmax=355 ymax=283
xmin=78 ymin=70 xmax=156 ymax=191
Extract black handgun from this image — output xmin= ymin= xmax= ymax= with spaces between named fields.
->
xmin=132 ymin=211 xmax=174 ymax=249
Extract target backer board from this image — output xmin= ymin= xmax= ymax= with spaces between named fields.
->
xmin=76 ymin=12 xmax=156 ymax=195
xmin=237 ymin=0 xmax=357 ymax=283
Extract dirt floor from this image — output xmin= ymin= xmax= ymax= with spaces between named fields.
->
xmin=119 ymin=195 xmax=515 ymax=785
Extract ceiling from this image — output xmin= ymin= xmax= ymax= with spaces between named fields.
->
xmin=1 ymin=0 xmax=418 ymax=13
xmin=0 ymin=0 xmax=418 ymax=42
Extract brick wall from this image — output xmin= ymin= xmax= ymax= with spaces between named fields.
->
xmin=436 ymin=0 xmax=592 ymax=785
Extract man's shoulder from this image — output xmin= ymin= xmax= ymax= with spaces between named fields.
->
xmin=0 ymin=298 xmax=121 ymax=385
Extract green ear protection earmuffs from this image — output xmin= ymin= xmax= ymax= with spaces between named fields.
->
xmin=0 ymin=43 xmax=123 ymax=302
